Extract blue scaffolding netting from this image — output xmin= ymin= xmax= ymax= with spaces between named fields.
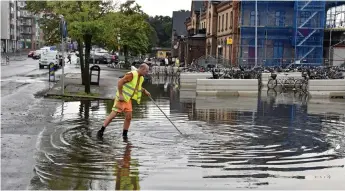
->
xmin=239 ymin=0 xmax=326 ymax=67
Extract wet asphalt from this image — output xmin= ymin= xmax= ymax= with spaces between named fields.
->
xmin=1 ymin=59 xmax=345 ymax=190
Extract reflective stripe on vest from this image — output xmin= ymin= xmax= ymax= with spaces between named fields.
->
xmin=116 ymin=71 xmax=144 ymax=104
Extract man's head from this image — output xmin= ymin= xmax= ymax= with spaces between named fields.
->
xmin=137 ymin=63 xmax=149 ymax=76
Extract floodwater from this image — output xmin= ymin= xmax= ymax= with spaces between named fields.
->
xmin=30 ymin=79 xmax=345 ymax=190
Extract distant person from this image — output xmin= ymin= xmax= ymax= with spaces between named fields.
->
xmin=175 ymin=58 xmax=180 ymax=67
xmin=97 ymin=63 xmax=151 ymax=139
xmin=67 ymin=53 xmax=71 ymax=64
xmin=164 ymin=57 xmax=169 ymax=66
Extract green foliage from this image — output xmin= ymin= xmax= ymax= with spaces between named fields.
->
xmin=147 ymin=16 xmax=172 ymax=48
xmin=102 ymin=2 xmax=152 ymax=55
xmin=26 ymin=1 xmax=60 ymax=45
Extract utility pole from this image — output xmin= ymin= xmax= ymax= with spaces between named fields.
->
xmin=60 ymin=15 xmax=66 ymax=95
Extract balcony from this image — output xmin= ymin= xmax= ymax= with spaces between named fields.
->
xmin=21 ymin=21 xmax=32 ymax=26
xmin=21 ymin=30 xmax=32 ymax=35
xmin=20 ymin=12 xmax=32 ymax=18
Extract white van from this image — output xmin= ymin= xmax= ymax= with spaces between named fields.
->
xmin=39 ymin=50 xmax=59 ymax=69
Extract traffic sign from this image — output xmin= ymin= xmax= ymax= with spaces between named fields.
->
xmin=60 ymin=19 xmax=68 ymax=38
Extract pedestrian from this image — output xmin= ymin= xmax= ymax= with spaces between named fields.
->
xmin=97 ymin=63 xmax=151 ymax=139
xmin=67 ymin=53 xmax=71 ymax=64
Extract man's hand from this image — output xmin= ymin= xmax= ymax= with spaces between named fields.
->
xmin=118 ymin=94 xmax=125 ymax=102
xmin=143 ymin=89 xmax=151 ymax=97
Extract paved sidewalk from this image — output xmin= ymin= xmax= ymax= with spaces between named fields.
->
xmin=46 ymin=65 xmax=126 ymax=100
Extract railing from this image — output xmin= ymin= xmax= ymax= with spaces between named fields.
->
xmin=237 ymin=58 xmax=329 ymax=68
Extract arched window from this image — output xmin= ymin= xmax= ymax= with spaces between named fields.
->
xmin=208 ymin=12 xmax=211 ymax=32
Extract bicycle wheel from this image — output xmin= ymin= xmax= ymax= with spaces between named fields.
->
xmin=294 ymin=79 xmax=303 ymax=91
xmin=284 ymin=79 xmax=295 ymax=90
xmin=267 ymin=79 xmax=277 ymax=89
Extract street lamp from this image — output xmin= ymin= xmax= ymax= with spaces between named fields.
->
xmin=117 ymin=34 xmax=121 ymax=55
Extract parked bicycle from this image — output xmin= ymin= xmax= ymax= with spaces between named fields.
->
xmin=294 ymin=71 xmax=309 ymax=93
xmin=267 ymin=73 xmax=296 ymax=90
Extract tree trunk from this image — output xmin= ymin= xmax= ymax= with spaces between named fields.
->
xmin=77 ymin=39 xmax=85 ymax=85
xmin=83 ymin=34 xmax=92 ymax=94
xmin=124 ymin=45 xmax=129 ymax=68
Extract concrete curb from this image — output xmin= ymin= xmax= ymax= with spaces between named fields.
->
xmin=44 ymin=93 xmax=114 ymax=100
xmin=196 ymin=90 xmax=259 ymax=97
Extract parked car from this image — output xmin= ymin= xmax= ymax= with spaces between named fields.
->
xmin=39 ymin=51 xmax=59 ymax=69
xmin=28 ymin=51 xmax=34 ymax=57
xmin=89 ymin=54 xmax=111 ymax=64
xmin=32 ymin=51 xmax=41 ymax=60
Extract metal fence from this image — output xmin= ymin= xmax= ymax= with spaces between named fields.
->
xmin=194 ymin=55 xmax=233 ymax=69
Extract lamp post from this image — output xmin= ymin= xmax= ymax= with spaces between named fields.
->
xmin=60 ymin=15 xmax=67 ymax=95
xmin=117 ymin=34 xmax=121 ymax=56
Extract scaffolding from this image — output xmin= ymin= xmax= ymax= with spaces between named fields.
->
xmin=294 ymin=0 xmax=325 ymax=66
xmin=238 ymin=1 xmax=326 ymax=67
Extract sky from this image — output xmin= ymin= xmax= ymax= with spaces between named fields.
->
xmin=118 ymin=0 xmax=192 ymax=17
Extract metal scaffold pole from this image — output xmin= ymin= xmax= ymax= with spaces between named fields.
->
xmin=255 ymin=0 xmax=258 ymax=67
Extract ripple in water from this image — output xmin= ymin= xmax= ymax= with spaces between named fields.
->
xmin=29 ymin=97 xmax=345 ymax=190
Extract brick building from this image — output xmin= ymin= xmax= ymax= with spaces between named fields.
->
xmin=184 ymin=1 xmax=240 ymax=66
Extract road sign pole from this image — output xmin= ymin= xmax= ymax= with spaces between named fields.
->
xmin=60 ymin=16 xmax=65 ymax=95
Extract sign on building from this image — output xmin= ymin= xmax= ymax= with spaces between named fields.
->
xmin=227 ymin=38 xmax=233 ymax=45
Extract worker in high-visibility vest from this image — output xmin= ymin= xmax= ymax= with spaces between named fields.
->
xmin=98 ymin=63 xmax=151 ymax=138
xmin=175 ymin=58 xmax=180 ymax=67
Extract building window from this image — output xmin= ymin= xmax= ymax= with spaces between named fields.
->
xmin=275 ymin=11 xmax=285 ymax=26
xmin=273 ymin=41 xmax=284 ymax=60
xmin=226 ymin=13 xmax=228 ymax=30
xmin=218 ymin=15 xmax=221 ymax=32
xmin=208 ymin=12 xmax=211 ymax=31
xmin=250 ymin=11 xmax=259 ymax=26
xmin=222 ymin=14 xmax=224 ymax=31
xmin=230 ymin=12 xmax=233 ymax=29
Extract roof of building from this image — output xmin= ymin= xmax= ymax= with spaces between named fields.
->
xmin=172 ymin=11 xmax=191 ymax=37
xmin=191 ymin=33 xmax=206 ymax=38
xmin=192 ymin=1 xmax=204 ymax=12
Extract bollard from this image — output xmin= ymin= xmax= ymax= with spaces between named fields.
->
xmin=6 ymin=56 xmax=9 ymax=65
xmin=49 ymin=62 xmax=55 ymax=82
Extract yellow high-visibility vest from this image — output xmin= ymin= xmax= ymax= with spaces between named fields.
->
xmin=116 ymin=71 xmax=144 ymax=104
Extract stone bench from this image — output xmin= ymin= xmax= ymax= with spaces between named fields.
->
xmin=180 ymin=73 xmax=212 ymax=89
xmin=196 ymin=79 xmax=259 ymax=97
xmin=308 ymin=79 xmax=345 ymax=99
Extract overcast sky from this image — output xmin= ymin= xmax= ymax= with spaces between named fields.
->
xmin=117 ymin=0 xmax=192 ymax=17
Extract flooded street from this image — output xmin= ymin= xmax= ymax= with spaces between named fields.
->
xmin=27 ymin=80 xmax=345 ymax=190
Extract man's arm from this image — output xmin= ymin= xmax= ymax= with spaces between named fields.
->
xmin=141 ymin=87 xmax=151 ymax=97
xmin=118 ymin=73 xmax=133 ymax=95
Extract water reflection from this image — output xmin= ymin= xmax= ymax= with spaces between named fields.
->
xmin=115 ymin=140 xmax=140 ymax=190
xmin=30 ymin=78 xmax=345 ymax=190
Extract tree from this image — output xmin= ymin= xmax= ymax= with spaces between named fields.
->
xmin=27 ymin=1 xmax=113 ymax=94
xmin=147 ymin=16 xmax=172 ymax=48
xmin=26 ymin=1 xmax=61 ymax=45
xmin=102 ymin=2 xmax=152 ymax=66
